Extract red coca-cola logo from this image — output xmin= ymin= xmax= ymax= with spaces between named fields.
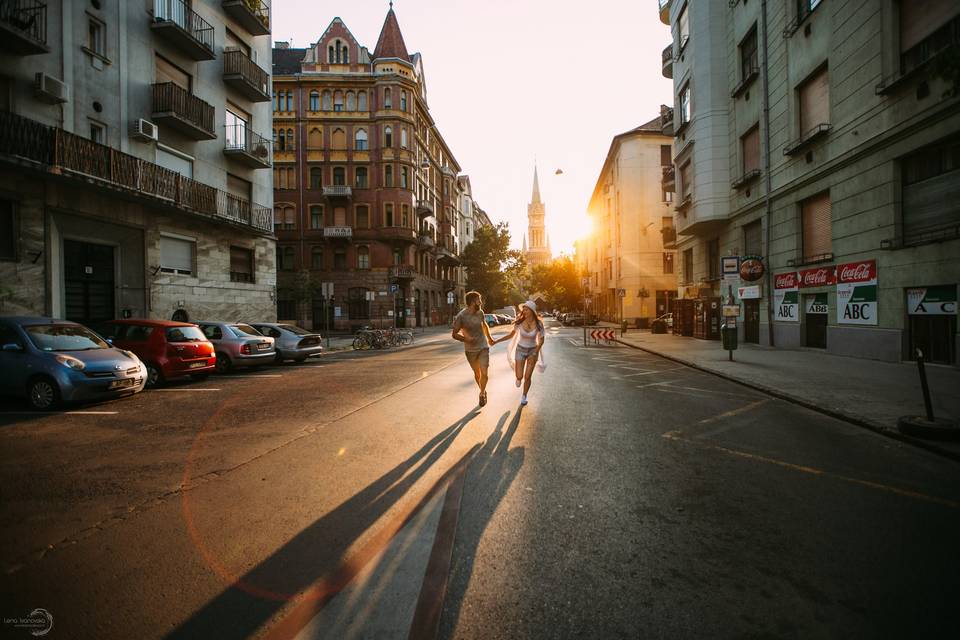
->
xmin=740 ymin=258 xmax=765 ymax=282
xmin=799 ymin=267 xmax=836 ymax=288
xmin=774 ymin=272 xmax=798 ymax=289
xmin=837 ymin=260 xmax=876 ymax=283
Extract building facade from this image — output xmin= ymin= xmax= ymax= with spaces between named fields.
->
xmin=0 ymin=0 xmax=276 ymax=325
xmin=523 ymin=167 xmax=552 ymax=269
xmin=582 ymin=117 xmax=678 ymax=325
xmin=271 ymin=7 xmax=470 ymax=331
xmin=658 ymin=0 xmax=960 ymax=364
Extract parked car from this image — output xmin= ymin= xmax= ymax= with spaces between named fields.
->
xmin=249 ymin=323 xmax=323 ymax=363
xmin=558 ymin=313 xmax=568 ymax=324
xmin=0 ymin=316 xmax=146 ymax=410
xmin=651 ymin=312 xmax=674 ymax=334
xmin=483 ymin=313 xmax=499 ymax=326
xmin=657 ymin=312 xmax=674 ymax=328
xmin=564 ymin=313 xmax=585 ymax=326
xmin=99 ymin=319 xmax=215 ymax=386
xmin=195 ymin=321 xmax=275 ymax=373
xmin=495 ymin=314 xmax=513 ymax=326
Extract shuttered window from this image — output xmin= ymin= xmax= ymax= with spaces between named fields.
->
xmin=742 ymin=125 xmax=760 ymax=174
xmin=661 ymin=145 xmax=672 ymax=166
xmin=799 ymin=67 xmax=830 ymax=136
xmin=230 ymin=246 xmax=254 ymax=282
xmin=227 ymin=174 xmax=251 ymax=201
xmin=902 ymin=138 xmax=960 ymax=245
xmin=801 ymin=192 xmax=832 ymax=261
xmin=900 ymin=0 xmax=959 ymax=51
xmin=155 ymin=55 xmax=190 ymax=90
xmin=159 ymin=235 xmax=194 ymax=274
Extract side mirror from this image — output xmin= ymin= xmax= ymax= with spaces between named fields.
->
xmin=2 ymin=343 xmax=23 ymax=352
xmin=106 ymin=338 xmax=114 ymax=345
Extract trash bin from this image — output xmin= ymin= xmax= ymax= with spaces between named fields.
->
xmin=721 ymin=322 xmax=738 ymax=351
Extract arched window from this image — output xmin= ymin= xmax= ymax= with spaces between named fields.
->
xmin=328 ymin=46 xmax=335 ymax=63
xmin=384 ymin=126 xmax=393 ymax=148
xmin=384 ymin=165 xmax=393 ymax=188
xmin=333 ymin=91 xmax=343 ymax=112
xmin=384 ymin=87 xmax=392 ymax=109
xmin=285 ymin=92 xmax=292 ymax=112
xmin=354 ymin=128 xmax=368 ymax=150
xmin=333 ymin=167 xmax=346 ymax=185
xmin=273 ymin=168 xmax=280 ymax=189
xmin=385 ymin=203 xmax=395 ymax=227
xmin=331 ymin=128 xmax=346 ymax=149
xmin=358 ymin=91 xmax=368 ymax=111
xmin=308 ymin=127 xmax=322 ymax=148
xmin=357 ymin=246 xmax=369 ymax=269
xmin=273 ymin=206 xmax=283 ymax=231
xmin=401 ymin=167 xmax=409 ymax=189
xmin=345 ymin=91 xmax=356 ymax=111
xmin=280 ymin=246 xmax=295 ymax=271
xmin=284 ymin=206 xmax=296 ymax=230
xmin=286 ymin=128 xmax=294 ymax=150
xmin=400 ymin=128 xmax=408 ymax=149
xmin=310 ymin=167 xmax=322 ymax=189
xmin=286 ymin=167 xmax=296 ymax=189
xmin=273 ymin=91 xmax=280 ymax=112
xmin=400 ymin=90 xmax=407 ymax=112
xmin=309 ymin=90 xmax=319 ymax=111
xmin=334 ymin=39 xmax=342 ymax=63
xmin=355 ymin=167 xmax=368 ymax=188
xmin=322 ymin=90 xmax=332 ymax=111
xmin=341 ymin=44 xmax=349 ymax=64
xmin=311 ymin=246 xmax=324 ymax=269
xmin=278 ymin=129 xmax=286 ymax=150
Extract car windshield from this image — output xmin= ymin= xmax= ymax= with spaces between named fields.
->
xmin=278 ymin=324 xmax=312 ymax=335
xmin=25 ymin=324 xmax=109 ymax=352
xmin=165 ymin=326 xmax=207 ymax=342
xmin=231 ymin=324 xmax=263 ymax=337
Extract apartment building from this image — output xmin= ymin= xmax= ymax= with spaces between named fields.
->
xmin=658 ymin=0 xmax=960 ymax=364
xmin=270 ymin=7 xmax=470 ymax=330
xmin=583 ymin=116 xmax=678 ymax=325
xmin=0 ymin=0 xmax=276 ymax=325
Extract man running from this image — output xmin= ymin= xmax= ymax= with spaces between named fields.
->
xmin=452 ymin=290 xmax=495 ymax=407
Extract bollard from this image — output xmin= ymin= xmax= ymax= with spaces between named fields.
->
xmin=896 ymin=348 xmax=959 ymax=440
xmin=915 ymin=348 xmax=935 ymax=422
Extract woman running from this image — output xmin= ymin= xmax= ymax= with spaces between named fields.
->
xmin=494 ymin=300 xmax=546 ymax=406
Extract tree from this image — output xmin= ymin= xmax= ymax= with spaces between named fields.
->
xmin=529 ymin=256 xmax=585 ymax=312
xmin=460 ymin=222 xmax=526 ymax=310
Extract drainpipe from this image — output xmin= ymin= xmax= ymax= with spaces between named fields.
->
xmin=760 ymin=0 xmax=775 ymax=347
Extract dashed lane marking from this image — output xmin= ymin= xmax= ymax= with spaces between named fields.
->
xmin=154 ymin=388 xmax=222 ymax=392
xmin=661 ymin=431 xmax=960 ymax=510
xmin=650 ymin=384 xmax=759 ymax=399
xmin=620 ymin=366 xmax=687 ymax=377
xmin=218 ymin=374 xmax=284 ymax=378
xmin=696 ymin=399 xmax=770 ymax=426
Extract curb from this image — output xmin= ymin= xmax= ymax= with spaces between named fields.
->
xmin=615 ymin=338 xmax=960 ymax=464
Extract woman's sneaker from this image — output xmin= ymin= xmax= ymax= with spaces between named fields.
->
xmin=520 ymin=395 xmax=528 ymax=406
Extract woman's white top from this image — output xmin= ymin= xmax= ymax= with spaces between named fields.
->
xmin=506 ymin=320 xmax=547 ymax=372
xmin=517 ymin=322 xmax=541 ymax=348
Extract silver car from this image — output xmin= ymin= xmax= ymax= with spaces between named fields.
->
xmin=250 ymin=323 xmax=323 ymax=363
xmin=195 ymin=321 xmax=275 ymax=374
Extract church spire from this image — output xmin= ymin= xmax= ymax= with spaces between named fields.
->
xmin=531 ymin=165 xmax=542 ymax=205
xmin=373 ymin=4 xmax=410 ymax=61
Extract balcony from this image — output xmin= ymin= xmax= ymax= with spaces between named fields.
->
xmin=223 ymin=124 xmax=271 ymax=169
xmin=658 ymin=0 xmax=671 ymax=25
xmin=730 ymin=66 xmax=759 ymax=99
xmin=661 ymin=44 xmax=673 ymax=79
xmin=731 ymin=168 xmax=761 ymax=190
xmin=322 ymin=185 xmax=353 ymax=199
xmin=0 ymin=0 xmax=49 ymax=55
xmin=380 ymin=227 xmax=417 ymax=244
xmin=151 ymin=0 xmax=215 ymax=61
xmin=0 ymin=111 xmax=272 ymax=234
xmin=783 ymin=123 xmax=831 ymax=156
xmin=661 ymin=226 xmax=677 ymax=250
xmin=389 ymin=265 xmax=416 ymax=281
xmin=416 ymin=199 xmax=434 ymax=219
xmin=418 ymin=232 xmax=435 ymax=248
xmin=223 ymin=49 xmax=270 ymax=102
xmin=435 ymin=242 xmax=460 ymax=266
xmin=222 ymin=0 xmax=270 ymax=36
xmin=323 ymin=226 xmax=352 ymax=239
xmin=660 ymin=106 xmax=674 ymax=136
xmin=876 ymin=14 xmax=960 ymax=94
xmin=662 ymin=165 xmax=675 ymax=191
xmin=152 ymin=82 xmax=216 ymax=140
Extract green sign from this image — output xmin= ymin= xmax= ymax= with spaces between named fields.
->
xmin=907 ymin=286 xmax=957 ymax=315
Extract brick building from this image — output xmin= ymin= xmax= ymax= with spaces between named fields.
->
xmin=271 ymin=7 xmax=471 ymax=330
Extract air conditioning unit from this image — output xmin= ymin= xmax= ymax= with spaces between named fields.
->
xmin=130 ymin=119 xmax=159 ymax=142
xmin=34 ymin=73 xmax=70 ymax=104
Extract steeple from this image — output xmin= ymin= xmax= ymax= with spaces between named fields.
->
xmin=523 ymin=233 xmax=528 ymax=252
xmin=531 ymin=165 xmax=542 ymax=205
xmin=373 ymin=5 xmax=410 ymax=61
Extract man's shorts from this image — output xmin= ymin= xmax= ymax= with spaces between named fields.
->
xmin=464 ymin=348 xmax=490 ymax=369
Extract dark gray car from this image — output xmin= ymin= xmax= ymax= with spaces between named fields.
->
xmin=195 ymin=321 xmax=275 ymax=373
xmin=250 ymin=323 xmax=323 ymax=363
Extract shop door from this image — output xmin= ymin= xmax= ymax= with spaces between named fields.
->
xmin=804 ymin=293 xmax=828 ymax=349
xmin=743 ymin=300 xmax=760 ymax=344
xmin=64 ymin=239 xmax=115 ymax=325
xmin=909 ymin=315 xmax=956 ymax=365
xmin=394 ymin=294 xmax=406 ymax=328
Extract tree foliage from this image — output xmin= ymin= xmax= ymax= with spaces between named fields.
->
xmin=529 ymin=256 xmax=585 ymax=312
xmin=460 ymin=222 xmax=526 ymax=310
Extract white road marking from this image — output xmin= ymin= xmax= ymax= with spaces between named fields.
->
xmin=219 ymin=374 xmax=284 ymax=378
xmin=154 ymin=388 xmax=222 ymax=392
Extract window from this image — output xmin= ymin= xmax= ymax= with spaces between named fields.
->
xmin=357 ymin=246 xmax=370 ymax=269
xmin=155 ymin=54 xmax=190 ymax=91
xmin=276 ymin=246 xmax=295 ymax=271
xmin=899 ymin=0 xmax=958 ymax=75
xmin=385 ymin=165 xmax=394 ymax=188
xmin=230 ymin=246 xmax=255 ymax=282
xmin=393 ymin=248 xmax=402 ymax=265
xmin=683 ymin=248 xmax=693 ymax=284
xmin=160 ymin=235 xmax=194 ymax=275
xmin=0 ymin=200 xmax=14 ymax=260
xmin=278 ymin=128 xmax=285 ymax=150
xmin=661 ymin=145 xmax=672 ymax=166
xmin=678 ymin=6 xmax=689 ymax=50
xmin=88 ymin=17 xmax=105 ymax=56
xmin=400 ymin=90 xmax=407 ymax=111
xmin=333 ymin=91 xmax=343 ymax=112
xmin=355 ymin=128 xmax=368 ymax=150
xmin=346 ymin=91 xmax=356 ymax=111
xmin=358 ymin=91 xmax=368 ymax=111
xmin=334 ymin=250 xmax=346 ymax=270
xmin=322 ymin=90 xmax=332 ymax=111
xmin=273 ymin=90 xmax=280 ymax=112
xmin=333 ymin=167 xmax=346 ymax=185
xmin=331 ymin=128 xmax=346 ymax=149
xmin=311 ymin=246 xmax=323 ymax=269
xmin=273 ymin=205 xmax=295 ymax=231
xmin=89 ymin=121 xmax=105 ymax=144
xmin=740 ymin=27 xmax=758 ymax=81
xmin=679 ymin=83 xmax=691 ymax=124
xmin=285 ymin=92 xmax=293 ymax=112
xmin=334 ymin=207 xmax=346 ymax=226
xmin=310 ymin=205 xmax=324 ymax=229
xmin=401 ymin=167 xmax=409 ymax=189
xmin=310 ymin=166 xmax=322 ymax=189
xmin=355 ymin=205 xmax=369 ymax=228
xmin=309 ymin=90 xmax=319 ymax=111
xmin=308 ymin=127 xmax=322 ymax=148
xmin=385 ymin=203 xmax=394 ymax=226
xmin=799 ymin=66 xmax=830 ymax=136
xmin=679 ymin=161 xmax=692 ymax=199
xmin=400 ymin=128 xmax=408 ymax=149
xmin=901 ymin=138 xmax=960 ymax=245
xmin=225 ymin=107 xmax=248 ymax=151
xmin=742 ymin=125 xmax=760 ymax=175
xmin=401 ymin=204 xmax=409 ymax=227
xmin=384 ymin=87 xmax=392 ymax=109
xmin=384 ymin=126 xmax=393 ymax=148
xmin=743 ymin=219 xmax=763 ymax=256
xmin=801 ymin=191 xmax=832 ymax=261
xmin=348 ymin=287 xmax=370 ymax=319
xmin=707 ymin=239 xmax=720 ymax=280
xmin=328 ymin=45 xmax=335 ymax=63
xmin=355 ymin=167 xmax=368 ymax=188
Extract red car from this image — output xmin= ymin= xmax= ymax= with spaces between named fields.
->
xmin=99 ymin=320 xmax=216 ymax=387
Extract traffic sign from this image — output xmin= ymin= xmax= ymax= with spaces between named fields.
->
xmin=617 ymin=288 xmax=626 ymax=298
xmin=389 ymin=284 xmax=399 ymax=293
xmin=590 ymin=329 xmax=616 ymax=341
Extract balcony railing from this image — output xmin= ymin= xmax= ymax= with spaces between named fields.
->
xmin=0 ymin=0 xmax=49 ymax=55
xmin=0 ymin=111 xmax=272 ymax=234
xmin=389 ymin=265 xmax=416 ymax=280
xmin=658 ymin=0 xmax=671 ymax=25
xmin=876 ymin=14 xmax=960 ymax=94
xmin=152 ymin=82 xmax=216 ymax=139
xmin=416 ymin=199 xmax=434 ymax=218
xmin=151 ymin=0 xmax=215 ymax=60
xmin=223 ymin=124 xmax=271 ymax=168
xmin=223 ymin=49 xmax=270 ymax=102
xmin=661 ymin=44 xmax=673 ymax=79
xmin=661 ymin=227 xmax=677 ymax=248
xmin=783 ymin=122 xmax=831 ymax=156
xmin=660 ymin=106 xmax=674 ymax=136
xmin=662 ymin=165 xmax=675 ymax=190
xmin=222 ymin=0 xmax=270 ymax=36
xmin=322 ymin=185 xmax=352 ymax=198
xmin=418 ymin=232 xmax=435 ymax=248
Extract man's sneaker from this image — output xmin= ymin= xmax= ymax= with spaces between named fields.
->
xmin=515 ymin=378 xmax=522 ymax=388
xmin=520 ymin=395 xmax=528 ymax=406
xmin=479 ymin=391 xmax=487 ymax=407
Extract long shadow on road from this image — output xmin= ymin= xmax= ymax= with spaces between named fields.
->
xmin=166 ymin=409 xmax=480 ymax=639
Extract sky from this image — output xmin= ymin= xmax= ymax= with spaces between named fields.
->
xmin=272 ymin=0 xmax=674 ymax=256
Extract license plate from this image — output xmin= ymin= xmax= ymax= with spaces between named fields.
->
xmin=188 ymin=361 xmax=207 ymax=369
xmin=109 ymin=378 xmax=136 ymax=389
xmin=257 ymin=343 xmax=270 ymax=351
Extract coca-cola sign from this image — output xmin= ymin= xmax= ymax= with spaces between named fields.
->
xmin=739 ymin=257 xmax=765 ymax=282
xmin=774 ymin=272 xmax=798 ymax=290
xmin=799 ymin=266 xmax=837 ymax=288
xmin=837 ymin=259 xmax=877 ymax=283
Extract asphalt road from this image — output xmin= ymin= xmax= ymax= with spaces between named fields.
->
xmin=2 ymin=320 xmax=959 ymax=639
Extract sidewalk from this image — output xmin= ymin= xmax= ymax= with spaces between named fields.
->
xmin=322 ymin=325 xmax=453 ymax=352
xmin=611 ymin=329 xmax=960 ymax=460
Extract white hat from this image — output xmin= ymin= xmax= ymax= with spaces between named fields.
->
xmin=522 ymin=300 xmax=537 ymax=313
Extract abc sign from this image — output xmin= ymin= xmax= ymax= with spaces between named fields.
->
xmin=740 ymin=258 xmax=765 ymax=282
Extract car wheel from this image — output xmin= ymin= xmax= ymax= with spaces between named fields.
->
xmin=215 ymin=353 xmax=232 ymax=374
xmin=28 ymin=377 xmax=61 ymax=411
xmin=274 ymin=352 xmax=285 ymax=365
xmin=190 ymin=373 xmax=210 ymax=382
xmin=145 ymin=363 xmax=165 ymax=388
xmin=294 ymin=357 xmax=307 ymax=363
